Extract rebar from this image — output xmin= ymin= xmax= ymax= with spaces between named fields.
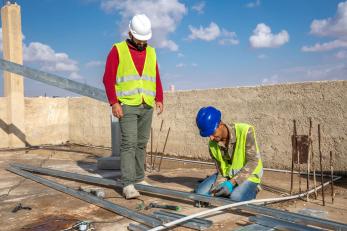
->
xmin=157 ymin=127 xmax=171 ymax=172
xmin=330 ymin=151 xmax=334 ymax=204
xmin=318 ymin=124 xmax=325 ymax=206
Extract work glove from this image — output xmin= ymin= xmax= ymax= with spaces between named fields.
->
xmin=213 ymin=180 xmax=234 ymax=197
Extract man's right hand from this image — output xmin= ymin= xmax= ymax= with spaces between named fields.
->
xmin=112 ymin=103 xmax=124 ymax=118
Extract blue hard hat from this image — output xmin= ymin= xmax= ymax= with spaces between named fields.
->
xmin=196 ymin=106 xmax=221 ymax=137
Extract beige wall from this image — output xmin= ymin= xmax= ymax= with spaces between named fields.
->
xmin=0 ymin=97 xmax=9 ymax=147
xmin=0 ymin=80 xmax=346 ymax=171
xmin=68 ymin=97 xmax=111 ymax=147
xmin=152 ymin=80 xmax=347 ymax=171
xmin=25 ymin=97 xmax=69 ymax=146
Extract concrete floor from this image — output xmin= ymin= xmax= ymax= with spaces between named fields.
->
xmin=0 ymin=145 xmax=346 ymax=231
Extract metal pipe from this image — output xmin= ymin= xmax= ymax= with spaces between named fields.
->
xmin=6 ymin=166 xmax=162 ymax=228
xmin=318 ymin=124 xmax=325 ymax=206
xmin=157 ymin=127 xmax=171 ymax=172
xmin=147 ymin=175 xmax=343 ymax=231
xmin=330 ymin=151 xmax=335 ymax=204
xmin=10 ymin=163 xmax=347 ymax=231
xmin=153 ymin=213 xmax=211 ymax=230
xmin=153 ymin=210 xmax=213 ymax=226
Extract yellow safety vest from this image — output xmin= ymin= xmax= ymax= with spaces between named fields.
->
xmin=114 ymin=41 xmax=156 ymax=107
xmin=209 ymin=123 xmax=263 ymax=184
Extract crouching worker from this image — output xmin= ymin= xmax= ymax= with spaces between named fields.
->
xmin=195 ymin=106 xmax=263 ymax=203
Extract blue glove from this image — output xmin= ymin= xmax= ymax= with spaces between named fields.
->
xmin=214 ymin=180 xmax=234 ymax=197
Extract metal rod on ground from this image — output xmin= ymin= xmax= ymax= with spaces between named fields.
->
xmin=152 ymin=120 xmax=164 ymax=170
xmin=6 ymin=166 xmax=162 ymax=228
xmin=11 ymin=163 xmax=347 ymax=231
xmin=290 ymin=120 xmax=296 ymax=195
xmin=250 ymin=215 xmax=322 ymax=231
xmin=157 ymin=127 xmax=171 ymax=172
xmin=330 ymin=150 xmax=334 ymax=204
xmin=147 ymin=179 xmax=344 ymax=231
xmin=307 ymin=118 xmax=312 ymax=201
xmin=318 ymin=124 xmax=325 ymax=206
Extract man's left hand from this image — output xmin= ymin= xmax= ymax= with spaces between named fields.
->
xmin=213 ymin=180 xmax=234 ymax=197
xmin=156 ymin=102 xmax=163 ymax=115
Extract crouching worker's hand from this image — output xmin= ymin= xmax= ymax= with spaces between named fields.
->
xmin=213 ymin=180 xmax=234 ymax=197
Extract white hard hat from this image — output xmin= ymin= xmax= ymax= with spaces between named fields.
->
xmin=129 ymin=14 xmax=152 ymax=41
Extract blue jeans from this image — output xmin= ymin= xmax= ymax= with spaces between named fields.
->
xmin=195 ymin=173 xmax=258 ymax=201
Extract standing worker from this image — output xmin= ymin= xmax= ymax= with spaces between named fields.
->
xmin=195 ymin=106 xmax=263 ymax=203
xmin=103 ymin=14 xmax=164 ymax=199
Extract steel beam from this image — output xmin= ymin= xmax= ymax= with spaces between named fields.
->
xmin=0 ymin=59 xmax=107 ymax=102
xmin=249 ymin=215 xmax=323 ymax=231
xmin=7 ymin=166 xmax=162 ymax=228
xmin=11 ymin=163 xmax=347 ymax=231
xmin=153 ymin=210 xmax=212 ymax=230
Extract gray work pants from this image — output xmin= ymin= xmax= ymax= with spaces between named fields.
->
xmin=119 ymin=104 xmax=153 ymax=187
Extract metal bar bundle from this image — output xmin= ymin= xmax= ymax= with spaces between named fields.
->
xmin=9 ymin=163 xmax=347 ymax=231
xmin=7 ymin=166 xmax=162 ymax=228
xmin=249 ymin=215 xmax=322 ymax=231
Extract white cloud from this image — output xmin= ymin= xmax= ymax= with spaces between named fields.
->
xmin=302 ymin=1 xmax=347 ymax=52
xmin=246 ymin=0 xmax=260 ymax=8
xmin=262 ymin=74 xmax=278 ymax=85
xmin=191 ymin=63 xmax=198 ymax=67
xmin=257 ymin=54 xmax=268 ymax=59
xmin=218 ymin=29 xmax=239 ymax=45
xmin=69 ymin=72 xmax=83 ymax=80
xmin=85 ymin=60 xmax=104 ymax=68
xmin=0 ymin=28 xmax=81 ymax=80
xmin=188 ymin=22 xmax=239 ymax=46
xmin=336 ymin=50 xmax=347 ymax=59
xmin=192 ymin=1 xmax=205 ymax=14
xmin=188 ymin=22 xmax=220 ymax=41
xmin=302 ymin=40 xmax=347 ymax=52
xmin=310 ymin=1 xmax=347 ymax=38
xmin=23 ymin=42 xmax=79 ymax=73
xmin=177 ymin=52 xmax=184 ymax=58
xmin=176 ymin=63 xmax=185 ymax=68
xmin=273 ymin=63 xmax=347 ymax=82
xmin=100 ymin=0 xmax=187 ymax=51
xmin=249 ymin=23 xmax=289 ymax=48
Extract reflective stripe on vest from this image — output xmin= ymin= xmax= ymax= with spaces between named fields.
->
xmin=114 ymin=41 xmax=156 ymax=107
xmin=209 ymin=123 xmax=263 ymax=184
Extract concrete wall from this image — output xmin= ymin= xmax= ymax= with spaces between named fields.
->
xmin=68 ymin=97 xmax=111 ymax=147
xmin=0 ymin=80 xmax=346 ymax=171
xmin=25 ymin=97 xmax=69 ymax=146
xmin=152 ymin=80 xmax=347 ymax=171
xmin=0 ymin=97 xmax=9 ymax=147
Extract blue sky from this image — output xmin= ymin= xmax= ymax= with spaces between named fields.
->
xmin=0 ymin=0 xmax=346 ymax=97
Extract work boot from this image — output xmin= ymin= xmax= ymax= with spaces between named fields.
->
xmin=137 ymin=180 xmax=152 ymax=186
xmin=123 ymin=184 xmax=141 ymax=199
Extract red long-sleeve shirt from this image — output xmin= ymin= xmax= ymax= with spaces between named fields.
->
xmin=102 ymin=42 xmax=163 ymax=106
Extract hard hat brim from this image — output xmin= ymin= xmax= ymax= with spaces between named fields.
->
xmin=129 ymin=29 xmax=152 ymax=41
xmin=199 ymin=123 xmax=218 ymax=137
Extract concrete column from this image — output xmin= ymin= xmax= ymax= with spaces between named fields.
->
xmin=1 ymin=3 xmax=26 ymax=147
xmin=97 ymin=113 xmax=121 ymax=170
